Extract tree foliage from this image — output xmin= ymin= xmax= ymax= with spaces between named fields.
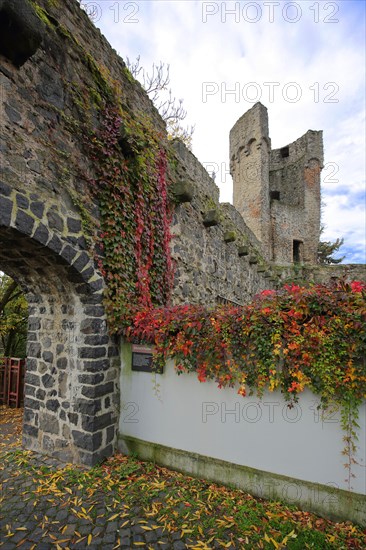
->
xmin=0 ymin=274 xmax=28 ymax=358
xmin=126 ymin=56 xmax=195 ymax=149
xmin=317 ymin=226 xmax=345 ymax=265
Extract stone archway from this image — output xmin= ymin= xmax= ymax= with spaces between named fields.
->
xmin=0 ymin=201 xmax=119 ymax=466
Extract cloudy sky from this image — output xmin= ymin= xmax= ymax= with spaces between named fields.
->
xmin=83 ymin=0 xmax=365 ymax=263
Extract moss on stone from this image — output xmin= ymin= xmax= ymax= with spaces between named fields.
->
xmin=224 ymin=230 xmax=236 ymax=243
xmin=122 ymin=65 xmax=135 ymax=85
xmin=30 ymin=2 xmax=54 ymax=28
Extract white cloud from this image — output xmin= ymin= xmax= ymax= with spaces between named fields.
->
xmin=92 ymin=0 xmax=365 ymax=263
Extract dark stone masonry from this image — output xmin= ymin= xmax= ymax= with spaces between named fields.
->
xmin=0 ymin=0 xmax=364 ymax=466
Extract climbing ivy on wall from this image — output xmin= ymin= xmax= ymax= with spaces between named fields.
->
xmin=88 ymin=105 xmax=174 ymax=331
xmin=129 ymin=281 xmax=366 ymax=401
xmin=127 ymin=280 xmax=366 ymax=487
xmin=27 ymin=2 xmax=174 ymax=330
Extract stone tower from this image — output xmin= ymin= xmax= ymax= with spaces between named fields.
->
xmin=230 ymin=103 xmax=323 ymax=265
xmin=230 ymin=103 xmax=272 ymax=256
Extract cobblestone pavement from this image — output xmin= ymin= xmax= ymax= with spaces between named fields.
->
xmin=2 ymin=412 xmax=366 ymax=550
xmin=0 ymin=450 xmax=194 ymax=550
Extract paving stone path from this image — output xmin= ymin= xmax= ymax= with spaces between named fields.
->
xmin=0 ymin=449 xmax=194 ymax=550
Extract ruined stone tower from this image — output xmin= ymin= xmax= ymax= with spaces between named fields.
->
xmin=230 ymin=103 xmax=323 ymax=265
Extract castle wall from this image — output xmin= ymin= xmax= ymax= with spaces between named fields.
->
xmin=230 ymin=103 xmax=271 ymax=257
xmin=171 ymin=141 xmax=276 ymax=306
xmin=269 ymin=131 xmax=323 ymax=264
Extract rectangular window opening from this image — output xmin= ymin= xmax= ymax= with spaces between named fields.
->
xmin=293 ymin=240 xmax=303 ymax=263
xmin=280 ymin=146 xmax=289 ymax=158
xmin=270 ymin=190 xmax=280 ymax=201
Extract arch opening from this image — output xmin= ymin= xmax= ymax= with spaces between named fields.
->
xmin=0 ymin=225 xmax=118 ymax=466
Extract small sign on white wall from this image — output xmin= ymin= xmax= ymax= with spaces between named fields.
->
xmin=131 ymin=344 xmax=163 ymax=374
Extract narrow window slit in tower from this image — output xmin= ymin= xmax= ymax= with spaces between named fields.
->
xmin=270 ymin=191 xmax=280 ymax=201
xmin=293 ymin=240 xmax=303 ymax=263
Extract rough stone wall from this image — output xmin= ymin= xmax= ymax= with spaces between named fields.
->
xmin=269 ymin=130 xmax=323 ymax=264
xmin=171 ymin=141 xmax=277 ymax=306
xmin=230 ymin=102 xmax=271 ymax=257
xmin=304 ymin=263 xmax=366 ymax=285
xmin=230 ymin=103 xmax=323 ymax=266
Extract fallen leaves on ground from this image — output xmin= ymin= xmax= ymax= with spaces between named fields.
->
xmin=1 ymin=406 xmax=365 ymax=549
xmin=0 ymin=405 xmax=23 ymax=451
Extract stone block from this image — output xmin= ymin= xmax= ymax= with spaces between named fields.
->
xmin=81 ymin=412 xmax=112 ymax=432
xmin=57 ymin=357 xmax=67 ymax=369
xmin=80 ymin=294 xmax=104 ymax=305
xmin=42 ymin=434 xmax=55 ymax=453
xmin=88 ymin=279 xmax=104 ymax=292
xmin=106 ymin=425 xmax=115 ymax=444
xmin=72 ymin=251 xmax=90 ymax=272
xmin=47 ymin=234 xmax=63 ymax=254
xmin=16 ymin=193 xmax=29 ymax=209
xmin=24 ymin=384 xmax=36 ymax=397
xmin=72 ymin=430 xmax=102 ymax=451
xmin=83 ymin=359 xmax=110 ymax=372
xmin=84 ymin=334 xmax=109 ymax=346
xmin=80 ymin=265 xmax=95 ymax=281
xmin=61 ymin=244 xmax=77 ymax=263
xmin=224 ymin=231 xmax=236 ymax=243
xmin=25 ymin=372 xmax=40 ymax=387
xmin=74 ymin=399 xmax=102 ymax=416
xmin=39 ymin=412 xmax=59 ymax=435
xmin=78 ymin=346 xmax=107 ymax=359
xmin=0 ymin=180 xmax=11 ymax=196
xmin=15 ymin=210 xmax=34 ymax=235
xmin=33 ymin=223 xmax=50 ymax=244
xmin=203 ymin=209 xmax=220 ymax=227
xmin=30 ymin=201 xmax=45 ymax=218
xmin=0 ymin=196 xmax=13 ymax=226
xmin=67 ymin=217 xmax=82 ymax=233
xmin=24 ymin=396 xmax=39 ymax=411
xmin=80 ymin=318 xmax=106 ymax=334
xmin=238 ymin=245 xmax=249 ymax=257
xmin=79 ymin=444 xmax=113 ymax=467
xmin=46 ymin=399 xmax=60 ymax=412
xmin=4 ymin=103 xmax=21 ymax=123
xmin=28 ymin=342 xmax=41 ymax=358
xmin=0 ymin=0 xmax=44 ymax=67
xmin=23 ymin=423 xmax=39 ymax=438
xmin=81 ymin=381 xmax=114 ymax=399
xmin=26 ymin=358 xmax=37 ymax=372
xmin=41 ymin=373 xmax=55 ymax=388
xmin=172 ymin=180 xmax=194 ymax=203
xmin=28 ymin=318 xmax=41 ymax=330
xmin=84 ymin=305 xmax=105 ymax=317
xmin=78 ymin=373 xmax=104 ymax=385
xmin=67 ymin=412 xmax=79 ymax=425
xmin=47 ymin=210 xmax=64 ymax=232
xmin=42 ymin=351 xmax=53 ymax=363
xmin=23 ymin=408 xmax=36 ymax=423
xmin=108 ymin=345 xmax=119 ymax=357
